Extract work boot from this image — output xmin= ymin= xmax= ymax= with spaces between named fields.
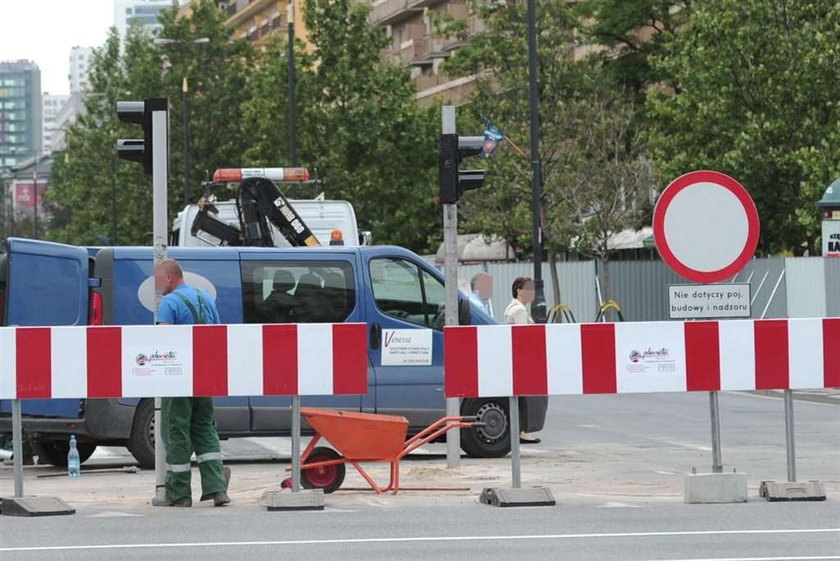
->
xmin=152 ymin=496 xmax=192 ymax=507
xmin=200 ymin=467 xmax=231 ymax=504
xmin=212 ymin=491 xmax=231 ymax=507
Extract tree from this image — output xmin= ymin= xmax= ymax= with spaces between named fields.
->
xmin=574 ymin=0 xmax=693 ymax=93
xmin=441 ymin=0 xmax=585 ymax=259
xmin=48 ymin=1 xmax=257 ymax=245
xmin=646 ymin=0 xmax=840 ymax=254
xmin=242 ymin=0 xmax=441 ymax=253
xmin=443 ymin=1 xmax=653 ymax=275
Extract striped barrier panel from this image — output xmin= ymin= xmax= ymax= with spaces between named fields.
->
xmin=0 ymin=323 xmax=367 ymax=400
xmin=444 ymin=318 xmax=840 ymax=397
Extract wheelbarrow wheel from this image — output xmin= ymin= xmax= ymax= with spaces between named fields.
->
xmin=301 ymin=447 xmax=345 ymax=494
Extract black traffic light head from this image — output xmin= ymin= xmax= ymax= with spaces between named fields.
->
xmin=438 ymin=134 xmax=486 ymax=204
xmin=116 ymin=98 xmax=168 ymax=174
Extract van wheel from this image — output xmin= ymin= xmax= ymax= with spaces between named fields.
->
xmin=460 ymin=399 xmax=511 ymax=458
xmin=32 ymin=440 xmax=96 ymax=467
xmin=128 ymin=400 xmax=156 ymax=469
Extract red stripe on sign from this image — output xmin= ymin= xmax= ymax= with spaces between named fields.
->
xmin=685 ymin=321 xmax=721 ymax=391
xmin=512 ymin=325 xmax=548 ymax=395
xmin=193 ymin=325 xmax=228 ymax=397
xmin=87 ymin=327 xmax=122 ymax=398
xmin=444 ymin=327 xmax=478 ymax=397
xmin=824 ymin=318 xmax=840 ymax=388
xmin=16 ymin=328 xmax=51 ymax=398
xmin=263 ymin=324 xmax=298 ymax=395
xmin=580 ymin=323 xmax=616 ymax=394
xmin=754 ymin=319 xmax=789 ymax=390
xmin=332 ymin=323 xmax=368 ymax=394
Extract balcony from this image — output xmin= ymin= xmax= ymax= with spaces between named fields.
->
xmin=370 ymin=0 xmax=423 ymax=26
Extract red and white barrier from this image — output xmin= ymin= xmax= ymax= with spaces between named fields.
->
xmin=0 ymin=323 xmax=368 ymax=400
xmin=445 ymin=319 xmax=840 ymax=397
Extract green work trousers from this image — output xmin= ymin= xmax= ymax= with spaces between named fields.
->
xmin=161 ymin=397 xmax=227 ymax=503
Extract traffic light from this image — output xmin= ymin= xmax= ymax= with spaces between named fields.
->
xmin=116 ymin=98 xmax=168 ymax=174
xmin=438 ymin=134 xmax=486 ymax=204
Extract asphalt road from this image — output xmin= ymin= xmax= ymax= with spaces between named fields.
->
xmin=1 ymin=392 xmax=838 ymax=561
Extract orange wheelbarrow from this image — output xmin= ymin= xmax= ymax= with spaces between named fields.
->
xmin=280 ymin=407 xmax=483 ymax=494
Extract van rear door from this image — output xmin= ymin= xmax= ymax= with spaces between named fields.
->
xmin=0 ymin=238 xmax=91 ymax=418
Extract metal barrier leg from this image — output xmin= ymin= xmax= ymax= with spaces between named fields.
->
xmin=154 ymin=397 xmax=166 ymax=500
xmin=709 ymin=391 xmax=723 ymax=473
xmin=12 ymin=399 xmax=23 ymax=498
xmin=1 ymin=399 xmax=74 ymax=516
xmin=291 ymin=395 xmax=301 ymax=492
xmin=509 ymin=397 xmax=521 ymax=488
xmin=784 ymin=390 xmax=796 ymax=483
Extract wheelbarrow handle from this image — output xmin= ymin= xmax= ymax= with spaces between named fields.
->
xmin=460 ymin=416 xmax=479 ymax=422
xmin=470 ymin=421 xmax=486 ymax=428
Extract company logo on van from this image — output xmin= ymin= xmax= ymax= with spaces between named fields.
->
xmin=137 ymin=272 xmax=218 ymax=313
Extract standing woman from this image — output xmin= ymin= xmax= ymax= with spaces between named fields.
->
xmin=503 ymin=277 xmax=542 ymax=444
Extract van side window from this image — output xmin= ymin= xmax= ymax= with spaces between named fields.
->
xmin=369 ymin=258 xmax=446 ymax=329
xmin=240 ymin=261 xmax=355 ymax=324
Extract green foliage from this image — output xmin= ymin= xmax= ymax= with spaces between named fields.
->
xmin=444 ymin=1 xmax=652 ymax=260
xmin=646 ymin=0 xmax=840 ymax=254
xmin=575 ymin=0 xmax=692 ymax=91
xmin=243 ymin=0 xmax=441 ymax=252
xmin=49 ymin=1 xmax=258 ymax=245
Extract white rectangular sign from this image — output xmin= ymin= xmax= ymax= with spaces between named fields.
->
xmin=382 ymin=329 xmax=433 ymax=366
xmin=668 ymin=284 xmax=751 ymax=319
xmin=823 ymin=221 xmax=840 ymax=257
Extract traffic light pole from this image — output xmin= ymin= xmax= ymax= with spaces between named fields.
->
xmin=442 ymin=106 xmax=460 ymax=469
xmin=151 ymin=107 xmax=169 ymax=501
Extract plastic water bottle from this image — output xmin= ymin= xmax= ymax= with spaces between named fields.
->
xmin=67 ymin=435 xmax=81 ymax=477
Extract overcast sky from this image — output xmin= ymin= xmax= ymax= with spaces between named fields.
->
xmin=1 ymin=1 xmax=114 ymax=95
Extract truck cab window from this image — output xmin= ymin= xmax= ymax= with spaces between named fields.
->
xmin=240 ymin=261 xmax=355 ymax=324
xmin=369 ymin=258 xmax=446 ymax=329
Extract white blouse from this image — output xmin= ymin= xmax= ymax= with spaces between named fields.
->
xmin=503 ymin=298 xmax=533 ymax=325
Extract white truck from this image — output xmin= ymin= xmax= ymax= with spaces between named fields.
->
xmin=170 ymin=167 xmax=368 ymax=248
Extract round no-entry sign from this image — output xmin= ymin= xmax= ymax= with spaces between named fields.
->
xmin=653 ymin=170 xmax=759 ymax=284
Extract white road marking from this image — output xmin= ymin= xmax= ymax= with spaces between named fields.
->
xmin=86 ymin=512 xmax=143 ymax=518
xmin=598 ymin=502 xmax=642 ymax=508
xmin=1 ymin=528 xmax=837 ymax=553
xmin=646 ymin=557 xmax=840 ymax=561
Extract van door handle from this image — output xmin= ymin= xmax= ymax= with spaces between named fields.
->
xmin=370 ymin=323 xmax=381 ymax=350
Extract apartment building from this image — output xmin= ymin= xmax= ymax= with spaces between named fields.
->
xmin=115 ymin=0 xmax=176 ymax=37
xmin=41 ymin=93 xmax=69 ymax=154
xmin=370 ymin=0 xmax=481 ymax=105
xmin=0 ymin=61 xmax=42 ymax=169
xmin=69 ymin=46 xmax=94 ymax=94
xmin=181 ymin=0 xmax=478 ymax=103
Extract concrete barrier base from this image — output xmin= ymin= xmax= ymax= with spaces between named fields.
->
xmin=0 ymin=496 xmax=76 ymax=517
xmin=759 ymin=480 xmax=826 ymax=501
xmin=684 ymin=472 xmax=748 ymax=504
xmin=263 ymin=489 xmax=324 ymax=511
xmin=479 ymin=487 xmax=555 ymax=507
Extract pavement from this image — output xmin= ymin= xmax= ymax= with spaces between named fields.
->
xmin=0 ymin=391 xmax=838 ymax=560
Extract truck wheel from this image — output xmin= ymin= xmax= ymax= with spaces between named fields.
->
xmin=32 ymin=440 xmax=96 ymax=467
xmin=460 ymin=399 xmax=511 ymax=458
xmin=127 ymin=399 xmax=156 ymax=469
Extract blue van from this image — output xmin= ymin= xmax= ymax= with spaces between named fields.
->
xmin=0 ymin=238 xmax=547 ymax=467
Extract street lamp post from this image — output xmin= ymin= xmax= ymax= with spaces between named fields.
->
xmin=182 ymin=77 xmax=190 ymax=208
xmin=526 ymin=0 xmax=547 ymax=322
xmin=32 ymin=169 xmax=39 ymax=239
xmin=288 ymin=2 xmax=297 ymax=167
xmin=154 ymin=37 xmax=210 ymax=208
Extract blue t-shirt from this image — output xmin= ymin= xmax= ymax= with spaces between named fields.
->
xmin=157 ymin=284 xmax=221 ymax=325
